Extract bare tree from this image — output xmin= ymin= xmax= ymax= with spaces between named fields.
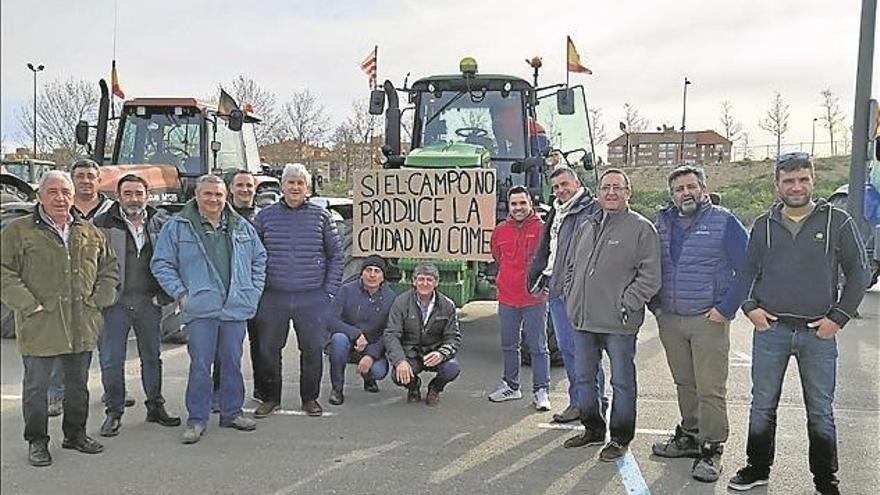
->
xmin=622 ymin=102 xmax=648 ymax=132
xmin=758 ymin=92 xmax=790 ymax=159
xmin=16 ymin=77 xmax=99 ymax=163
xmin=282 ymin=89 xmax=330 ymax=147
xmin=738 ymin=131 xmax=752 ymax=160
xmin=331 ymin=100 xmax=380 ymax=182
xmin=719 ymin=100 xmax=743 ymax=142
xmin=222 ymin=75 xmax=285 ymax=147
xmin=588 ymin=107 xmax=607 ymax=146
xmin=819 ymin=89 xmax=846 ymax=156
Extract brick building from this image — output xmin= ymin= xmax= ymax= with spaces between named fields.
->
xmin=607 ymin=126 xmax=732 ymax=167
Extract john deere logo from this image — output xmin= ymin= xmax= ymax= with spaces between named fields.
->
xmin=814 ymin=232 xmax=825 ymax=242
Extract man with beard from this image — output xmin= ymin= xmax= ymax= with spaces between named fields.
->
xmin=488 ymin=186 xmax=551 ymax=411
xmin=93 ymin=175 xmax=181 ymax=437
xmin=650 ymin=166 xmax=748 ymax=483
xmin=727 ymin=153 xmax=868 ymax=495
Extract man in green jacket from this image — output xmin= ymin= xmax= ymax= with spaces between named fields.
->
xmin=0 ymin=170 xmax=119 ymax=467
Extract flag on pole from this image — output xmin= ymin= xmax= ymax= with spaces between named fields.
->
xmin=360 ymin=46 xmax=378 ymax=90
xmin=566 ymin=36 xmax=592 ymax=74
xmin=111 ymin=59 xmax=125 ymax=99
xmin=218 ymin=88 xmax=239 ymax=115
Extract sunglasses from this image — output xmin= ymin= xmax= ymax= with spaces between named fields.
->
xmin=776 ymin=151 xmax=811 ymax=169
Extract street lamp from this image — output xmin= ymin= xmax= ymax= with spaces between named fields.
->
xmin=26 ymin=62 xmax=45 ymax=159
xmin=679 ymin=77 xmax=692 ymax=163
xmin=811 ymin=117 xmax=818 ymax=156
xmin=619 ymin=121 xmax=629 ymax=166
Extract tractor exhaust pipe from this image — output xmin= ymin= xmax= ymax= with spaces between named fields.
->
xmin=94 ymin=79 xmax=110 ymax=165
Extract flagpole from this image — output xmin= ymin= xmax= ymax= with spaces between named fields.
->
xmin=565 ymin=37 xmax=570 ymax=88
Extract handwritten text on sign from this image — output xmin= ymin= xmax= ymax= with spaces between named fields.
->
xmin=353 ymin=169 xmax=497 ymax=260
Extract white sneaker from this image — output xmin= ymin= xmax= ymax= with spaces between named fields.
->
xmin=533 ymin=388 xmax=551 ymax=411
xmin=488 ymin=382 xmax=522 ymax=402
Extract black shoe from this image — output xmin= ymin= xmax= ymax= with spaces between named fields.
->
xmin=99 ymin=416 xmax=121 ymax=437
xmin=61 ymin=435 xmax=104 ymax=454
xmin=406 ymin=376 xmax=422 ymax=403
xmin=728 ymin=465 xmax=770 ymax=491
xmin=815 ymin=482 xmax=840 ymax=495
xmin=27 ymin=441 xmax=52 ymax=467
xmin=363 ymin=379 xmax=379 ymax=393
xmin=254 ymin=401 xmax=280 ymax=418
xmin=124 ymin=395 xmax=135 ymax=408
xmin=329 ymin=388 xmax=344 ymax=405
xmin=146 ymin=405 xmax=182 ymax=427
xmin=563 ymin=428 xmax=605 ymax=448
xmin=551 ymin=405 xmax=580 ymax=423
xmin=302 ymin=400 xmax=323 ymax=417
xmin=598 ymin=440 xmax=628 ymax=462
xmin=652 ymin=425 xmax=700 ymax=458
xmin=425 ymin=388 xmax=441 ymax=407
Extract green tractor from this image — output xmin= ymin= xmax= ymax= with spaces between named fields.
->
xmin=363 ymin=57 xmax=598 ymax=305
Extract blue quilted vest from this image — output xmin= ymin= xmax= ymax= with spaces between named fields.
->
xmin=656 ymin=202 xmax=733 ymax=315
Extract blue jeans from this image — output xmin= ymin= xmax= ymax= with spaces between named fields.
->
xmin=254 ymin=289 xmax=329 ymax=403
xmin=184 ymin=318 xmax=246 ymax=427
xmin=392 ymin=357 xmax=461 ymax=392
xmin=549 ymin=296 xmax=606 ymax=408
xmin=746 ymin=321 xmax=838 ymax=486
xmin=499 ymin=302 xmax=550 ymax=392
xmin=99 ymin=299 xmax=164 ymax=417
xmin=328 ymin=332 xmax=389 ymax=390
xmin=47 ymin=359 xmax=64 ymax=403
xmin=573 ymin=330 xmax=637 ymax=445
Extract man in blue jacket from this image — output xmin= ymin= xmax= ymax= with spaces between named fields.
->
xmin=325 ymin=255 xmax=396 ymax=405
xmin=252 ymin=163 xmax=343 ymax=418
xmin=727 ymin=154 xmax=868 ymax=495
xmin=151 ymin=175 xmax=267 ymax=444
xmin=650 ymin=166 xmax=748 ymax=483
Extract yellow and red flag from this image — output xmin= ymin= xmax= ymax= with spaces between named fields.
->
xmin=566 ymin=36 xmax=592 ymax=74
xmin=111 ymin=59 xmax=125 ymax=99
xmin=360 ymin=46 xmax=378 ymax=90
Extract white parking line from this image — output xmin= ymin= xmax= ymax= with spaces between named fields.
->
xmin=242 ymin=407 xmax=336 ymax=417
xmin=537 ymin=423 xmax=674 ymax=436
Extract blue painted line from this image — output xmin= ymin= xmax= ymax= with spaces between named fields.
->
xmin=616 ymin=451 xmax=651 ymax=495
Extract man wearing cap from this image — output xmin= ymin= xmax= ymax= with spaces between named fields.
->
xmin=384 ymin=263 xmax=462 ymax=407
xmin=324 ymin=255 xmax=396 ymax=405
xmin=727 ymin=153 xmax=868 ymax=495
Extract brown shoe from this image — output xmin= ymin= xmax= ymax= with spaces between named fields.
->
xmin=425 ymin=388 xmax=441 ymax=407
xmin=302 ymin=400 xmax=323 ymax=417
xmin=254 ymin=401 xmax=280 ymax=418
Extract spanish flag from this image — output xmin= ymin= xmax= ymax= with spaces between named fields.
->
xmin=566 ymin=36 xmax=592 ymax=74
xmin=111 ymin=60 xmax=125 ymax=99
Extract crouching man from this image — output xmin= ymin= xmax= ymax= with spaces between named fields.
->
xmin=384 ymin=263 xmax=462 ymax=406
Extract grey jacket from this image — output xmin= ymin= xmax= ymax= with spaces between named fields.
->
xmin=383 ymin=289 xmax=462 ymax=365
xmin=564 ymin=208 xmax=662 ymax=335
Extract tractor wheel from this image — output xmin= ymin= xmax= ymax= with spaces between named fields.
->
xmin=160 ymin=303 xmax=187 ymax=344
xmin=336 ymin=217 xmax=362 ymax=284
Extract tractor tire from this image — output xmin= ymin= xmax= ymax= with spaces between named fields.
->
xmin=521 ymin=312 xmax=563 ymax=367
xmin=336 ymin=218 xmax=363 ymax=284
xmin=160 ymin=303 xmax=187 ymax=344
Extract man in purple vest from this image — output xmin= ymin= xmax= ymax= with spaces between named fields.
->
xmin=650 ymin=165 xmax=748 ymax=483
xmin=252 ymin=163 xmax=342 ymax=418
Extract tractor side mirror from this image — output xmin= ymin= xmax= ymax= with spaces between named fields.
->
xmin=227 ymin=109 xmax=244 ymax=132
xmin=369 ymin=90 xmax=386 ymax=115
xmin=75 ymin=120 xmax=90 ymax=146
xmin=582 ymin=152 xmax=594 ymax=170
xmin=556 ymin=88 xmax=575 ymax=115
xmin=211 ymin=140 xmax=222 ymax=153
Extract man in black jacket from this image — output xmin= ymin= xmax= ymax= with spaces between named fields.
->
xmin=384 ymin=263 xmax=462 ymax=407
xmin=93 ymin=175 xmax=180 ymax=437
xmin=726 ymin=153 xmax=868 ymax=495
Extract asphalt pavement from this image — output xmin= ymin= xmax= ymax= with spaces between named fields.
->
xmin=1 ymin=289 xmax=878 ymax=495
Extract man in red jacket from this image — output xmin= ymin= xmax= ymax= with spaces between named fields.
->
xmin=488 ymin=186 xmax=551 ymax=411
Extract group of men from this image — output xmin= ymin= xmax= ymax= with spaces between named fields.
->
xmin=484 ymin=156 xmax=868 ymax=495
xmin=0 ymin=160 xmax=463 ymax=466
xmin=0 ymin=154 xmax=869 ymax=495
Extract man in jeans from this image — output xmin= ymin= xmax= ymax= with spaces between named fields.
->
xmin=727 ymin=153 xmax=868 ymax=495
xmin=562 ymin=169 xmax=661 ymax=462
xmin=93 ymin=174 xmax=181 ymax=437
xmin=151 ymin=175 xmax=267 ymax=444
xmin=488 ymin=185 xmax=551 ymax=411
xmin=650 ymin=166 xmax=749 ymax=482
xmin=528 ymin=165 xmax=606 ymax=423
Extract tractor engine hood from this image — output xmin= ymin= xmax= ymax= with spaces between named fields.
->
xmin=96 ymin=164 xmax=182 ymax=200
xmin=404 ymin=142 xmax=490 ymax=168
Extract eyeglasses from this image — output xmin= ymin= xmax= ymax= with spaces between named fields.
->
xmin=599 ymin=184 xmax=629 ymax=193
xmin=776 ymin=152 xmax=811 ymax=167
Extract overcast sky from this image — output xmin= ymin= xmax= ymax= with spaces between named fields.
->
xmin=1 ymin=0 xmax=876 ymax=156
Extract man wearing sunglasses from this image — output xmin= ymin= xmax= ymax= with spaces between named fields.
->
xmin=727 ymin=153 xmax=868 ymax=495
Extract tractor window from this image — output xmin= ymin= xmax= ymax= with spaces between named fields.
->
xmin=211 ymin=118 xmax=247 ymax=172
xmin=419 ymin=91 xmax=526 ymax=159
xmin=117 ymin=111 xmax=202 ymax=174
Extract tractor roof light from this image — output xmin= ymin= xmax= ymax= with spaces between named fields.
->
xmin=459 ymin=57 xmax=478 ymax=77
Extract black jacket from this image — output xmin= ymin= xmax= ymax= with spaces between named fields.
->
xmin=383 ymin=289 xmax=461 ymax=365
xmin=736 ymin=199 xmax=869 ymax=327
